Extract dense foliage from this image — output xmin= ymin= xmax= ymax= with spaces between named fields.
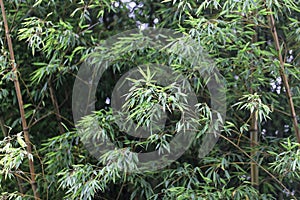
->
xmin=0 ymin=0 xmax=300 ymax=199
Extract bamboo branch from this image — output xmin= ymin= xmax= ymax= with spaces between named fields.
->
xmin=0 ymin=1 xmax=40 ymax=199
xmin=219 ymin=133 xmax=296 ymax=199
xmin=267 ymin=10 xmax=300 ymax=143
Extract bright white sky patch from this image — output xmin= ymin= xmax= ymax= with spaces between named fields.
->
xmin=105 ymin=97 xmax=110 ymax=105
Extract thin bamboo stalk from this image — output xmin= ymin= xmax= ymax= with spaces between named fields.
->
xmin=48 ymin=79 xmax=64 ymax=134
xmin=250 ymin=111 xmax=259 ymax=188
xmin=268 ymin=10 xmax=300 ymax=143
xmin=0 ymin=116 xmax=8 ymax=137
xmin=250 ymin=20 xmax=259 ymax=188
xmin=0 ymin=1 xmax=40 ymax=199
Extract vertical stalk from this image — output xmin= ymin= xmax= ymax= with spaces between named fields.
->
xmin=250 ymin=19 xmax=259 ymax=188
xmin=268 ymin=9 xmax=300 ymax=143
xmin=0 ymin=115 xmax=8 ymax=137
xmin=16 ymin=176 xmax=25 ymax=195
xmin=48 ymin=78 xmax=64 ymax=134
xmin=250 ymin=111 xmax=259 ymax=188
xmin=0 ymin=1 xmax=40 ymax=199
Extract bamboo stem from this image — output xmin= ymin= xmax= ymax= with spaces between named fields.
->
xmin=16 ymin=176 xmax=25 ymax=194
xmin=48 ymin=79 xmax=64 ymax=134
xmin=250 ymin=20 xmax=259 ymax=188
xmin=0 ymin=1 xmax=40 ymax=199
xmin=0 ymin=115 xmax=8 ymax=137
xmin=267 ymin=10 xmax=300 ymax=143
xmin=250 ymin=111 xmax=259 ymax=188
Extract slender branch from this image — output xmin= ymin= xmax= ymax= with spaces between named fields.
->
xmin=28 ymin=111 xmax=74 ymax=129
xmin=28 ymin=111 xmax=54 ymax=128
xmin=273 ymin=107 xmax=291 ymax=117
xmin=267 ymin=9 xmax=300 ymax=143
xmin=0 ymin=1 xmax=40 ymax=199
xmin=116 ymin=182 xmax=125 ymax=200
xmin=219 ymin=134 xmax=296 ymax=199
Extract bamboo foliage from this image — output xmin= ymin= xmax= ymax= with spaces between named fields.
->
xmin=0 ymin=0 xmax=300 ymax=199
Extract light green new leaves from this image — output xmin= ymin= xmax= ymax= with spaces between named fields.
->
xmin=233 ymin=93 xmax=272 ymax=122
